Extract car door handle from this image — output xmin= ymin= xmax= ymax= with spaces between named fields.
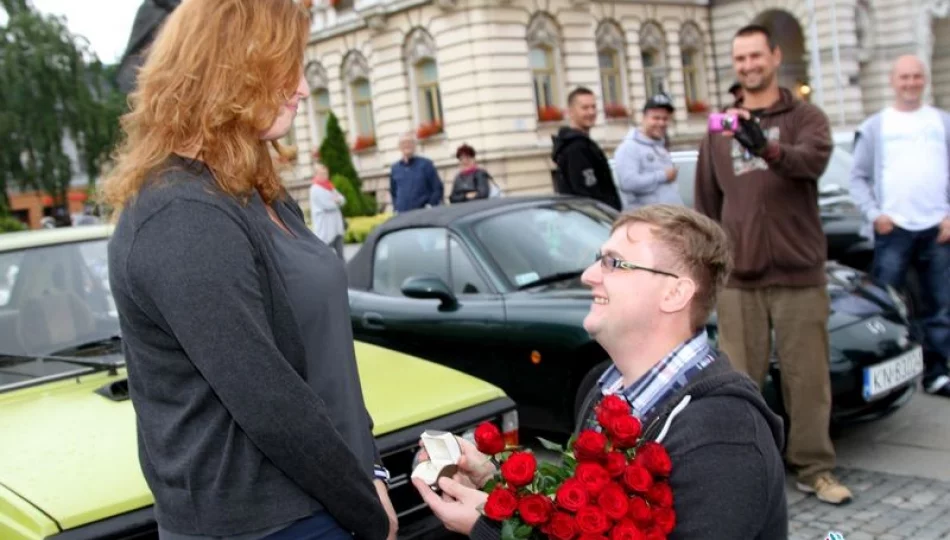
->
xmin=362 ymin=312 xmax=385 ymax=330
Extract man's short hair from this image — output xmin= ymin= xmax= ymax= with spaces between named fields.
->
xmin=567 ymin=86 xmax=595 ymax=106
xmin=733 ymin=24 xmax=777 ymax=51
xmin=612 ymin=205 xmax=733 ymax=329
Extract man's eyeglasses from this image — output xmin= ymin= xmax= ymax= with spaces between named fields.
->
xmin=594 ymin=253 xmax=680 ymax=279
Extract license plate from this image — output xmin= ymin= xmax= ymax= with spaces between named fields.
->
xmin=862 ymin=347 xmax=923 ymax=401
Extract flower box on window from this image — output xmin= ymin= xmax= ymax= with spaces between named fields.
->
xmin=687 ymin=100 xmax=709 ymax=114
xmin=537 ymin=105 xmax=564 ymax=123
xmin=352 ymin=135 xmax=376 ymax=152
xmin=604 ymin=103 xmax=629 ymax=119
xmin=416 ymin=120 xmax=443 ymax=140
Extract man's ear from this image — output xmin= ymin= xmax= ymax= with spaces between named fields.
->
xmin=661 ymin=277 xmax=697 ymax=315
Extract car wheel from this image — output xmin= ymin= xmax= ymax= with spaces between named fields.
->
xmin=573 ymin=360 xmax=611 ymax=426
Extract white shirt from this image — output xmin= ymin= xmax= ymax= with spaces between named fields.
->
xmin=880 ymin=105 xmax=950 ymax=230
xmin=309 ymin=183 xmax=346 ymax=244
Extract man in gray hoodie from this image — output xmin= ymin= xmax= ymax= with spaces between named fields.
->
xmin=613 ymin=93 xmax=682 ymax=210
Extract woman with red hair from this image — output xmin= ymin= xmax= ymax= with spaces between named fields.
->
xmin=101 ymin=1 xmax=395 ymax=539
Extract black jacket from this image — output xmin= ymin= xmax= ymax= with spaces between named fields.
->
xmin=471 ymin=353 xmax=788 ymax=540
xmin=551 ymin=126 xmax=622 ymax=210
xmin=449 ymin=168 xmax=491 ymax=203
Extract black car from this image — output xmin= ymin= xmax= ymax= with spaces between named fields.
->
xmin=347 ymin=196 xmax=922 ymax=435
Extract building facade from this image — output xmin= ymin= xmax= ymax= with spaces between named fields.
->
xmin=282 ymin=0 xmax=950 ymax=211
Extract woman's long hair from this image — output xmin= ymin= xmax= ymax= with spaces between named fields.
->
xmin=102 ymin=0 xmax=311 ymax=218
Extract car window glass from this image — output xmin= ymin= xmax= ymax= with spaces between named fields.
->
xmin=372 ymin=228 xmax=449 ymax=296
xmin=0 ymin=251 xmax=25 ymax=307
xmin=473 ymin=203 xmax=611 ymax=288
xmin=448 ymin=238 xmax=489 ymax=295
xmin=673 ymin=157 xmax=698 ymax=208
xmin=819 ymin=148 xmax=853 ymax=190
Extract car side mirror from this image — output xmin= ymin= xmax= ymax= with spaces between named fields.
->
xmin=401 ymin=275 xmax=458 ymax=310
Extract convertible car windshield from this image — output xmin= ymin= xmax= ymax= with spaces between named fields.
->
xmin=473 ymin=202 xmax=614 ymax=289
xmin=0 ymin=237 xmax=121 ymax=389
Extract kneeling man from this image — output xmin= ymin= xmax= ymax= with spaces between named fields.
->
xmin=415 ymin=205 xmax=788 ymax=539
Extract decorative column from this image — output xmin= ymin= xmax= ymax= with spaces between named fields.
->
xmin=917 ymin=0 xmax=950 ymax=102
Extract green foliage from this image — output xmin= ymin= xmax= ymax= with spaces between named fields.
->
xmin=343 ymin=212 xmax=392 ymax=243
xmin=0 ymin=215 xmax=26 ymax=233
xmin=0 ymin=2 xmax=124 ymax=212
xmin=318 ymin=113 xmax=360 ymax=189
xmin=331 ymin=174 xmax=364 ymax=219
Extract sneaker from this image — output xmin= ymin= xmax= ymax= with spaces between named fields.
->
xmin=924 ymin=375 xmax=950 ymax=398
xmin=796 ymin=472 xmax=853 ymax=505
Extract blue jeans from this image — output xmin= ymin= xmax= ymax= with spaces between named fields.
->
xmin=262 ymin=511 xmax=353 ymax=540
xmin=872 ymin=225 xmax=950 ymax=380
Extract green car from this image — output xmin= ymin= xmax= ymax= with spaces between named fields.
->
xmin=0 ymin=225 xmax=517 ymax=540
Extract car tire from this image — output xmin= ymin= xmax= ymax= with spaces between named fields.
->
xmin=573 ymin=360 xmax=611 ymax=427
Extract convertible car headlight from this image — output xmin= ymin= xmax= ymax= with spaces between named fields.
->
xmin=886 ymin=285 xmax=909 ymax=320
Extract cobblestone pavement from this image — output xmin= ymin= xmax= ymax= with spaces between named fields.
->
xmin=788 ymin=467 xmax=950 ymax=540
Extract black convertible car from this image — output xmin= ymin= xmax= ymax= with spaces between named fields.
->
xmin=347 ymin=196 xmax=922 ymax=434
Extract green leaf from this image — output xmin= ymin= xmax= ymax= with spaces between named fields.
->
xmin=515 ymin=524 xmax=533 ymax=538
xmin=501 ymin=520 xmax=518 ymax=540
xmin=483 ymin=478 xmax=498 ymax=492
xmin=536 ymin=437 xmax=565 ymax=453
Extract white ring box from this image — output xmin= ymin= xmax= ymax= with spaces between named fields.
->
xmin=411 ymin=430 xmax=462 ymax=490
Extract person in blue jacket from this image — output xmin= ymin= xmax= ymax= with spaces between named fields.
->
xmin=389 ymin=132 xmax=444 ymax=212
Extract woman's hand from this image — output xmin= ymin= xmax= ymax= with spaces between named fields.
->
xmin=412 ymin=477 xmax=487 ymax=535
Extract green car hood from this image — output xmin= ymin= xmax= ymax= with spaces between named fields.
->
xmin=0 ymin=341 xmax=504 ymax=536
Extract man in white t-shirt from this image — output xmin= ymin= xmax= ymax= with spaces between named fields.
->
xmin=850 ymin=54 xmax=950 ymax=397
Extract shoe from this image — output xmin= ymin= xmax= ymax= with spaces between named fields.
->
xmin=796 ymin=472 xmax=853 ymax=505
xmin=924 ymin=375 xmax=950 ymax=398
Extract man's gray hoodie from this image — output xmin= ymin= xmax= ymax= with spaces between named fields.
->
xmin=613 ymin=128 xmax=683 ymax=209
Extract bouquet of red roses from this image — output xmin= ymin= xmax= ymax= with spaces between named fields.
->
xmin=472 ymin=395 xmax=675 ymax=540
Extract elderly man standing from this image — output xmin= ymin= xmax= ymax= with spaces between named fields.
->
xmin=612 ymin=93 xmax=681 ymax=210
xmin=389 ymin=132 xmax=444 ymax=213
xmin=850 ymin=54 xmax=950 ymax=397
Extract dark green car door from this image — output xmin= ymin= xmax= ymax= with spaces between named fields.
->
xmin=349 ymin=227 xmax=508 ymax=385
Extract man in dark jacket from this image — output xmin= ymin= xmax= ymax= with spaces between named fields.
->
xmin=694 ymin=24 xmax=852 ymax=505
xmin=117 ymin=0 xmax=181 ymax=93
xmin=552 ymin=87 xmax=622 ymax=210
xmin=413 ymin=205 xmax=788 ymax=540
xmin=390 ymin=131 xmax=444 ymax=212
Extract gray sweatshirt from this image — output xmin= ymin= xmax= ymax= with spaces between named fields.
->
xmin=612 ymin=128 xmax=682 ymax=210
xmin=850 ymin=106 xmax=950 ymax=239
xmin=107 ymin=156 xmax=389 ymax=539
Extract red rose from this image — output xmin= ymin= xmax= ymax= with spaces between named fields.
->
xmin=596 ymin=482 xmax=629 ymax=521
xmin=576 ymin=505 xmax=610 ymax=535
xmin=606 ymin=415 xmax=642 ymax=449
xmin=646 ymin=482 xmax=673 ymax=509
xmin=473 ymin=421 xmax=505 ymax=455
xmin=574 ymin=430 xmax=609 ymax=462
xmin=555 ymin=478 xmax=589 ymax=512
xmin=575 ymin=462 xmax=611 ymax=496
xmin=483 ymin=486 xmax=518 ymax=521
xmin=500 ymin=451 xmax=537 ymax=487
xmin=622 ymin=463 xmax=653 ymax=494
xmin=605 ymin=451 xmax=627 ymax=478
xmin=644 ymin=527 xmax=667 ymax=540
xmin=627 ymin=496 xmax=652 ymax=527
xmin=579 ymin=535 xmax=608 ymax=540
xmin=610 ymin=519 xmax=646 ymax=540
xmin=637 ymin=442 xmax=672 ymax=478
xmin=652 ymin=507 xmax=676 ymax=534
xmin=596 ymin=395 xmax=630 ymax=427
xmin=518 ymin=493 xmax=555 ymax=526
xmin=543 ymin=512 xmax=578 ymax=540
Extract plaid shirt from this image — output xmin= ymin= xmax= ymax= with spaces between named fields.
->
xmin=595 ymin=330 xmax=714 ymax=422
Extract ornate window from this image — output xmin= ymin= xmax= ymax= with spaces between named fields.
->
xmin=596 ymin=21 xmax=628 ymax=118
xmin=305 ymin=61 xmax=331 ymax=144
xmin=679 ymin=22 xmax=708 ymax=112
xmin=342 ymin=51 xmax=376 ymax=143
xmin=639 ymin=21 xmax=667 ymax=97
xmin=527 ymin=13 xmax=564 ymax=121
xmin=404 ymin=29 xmax=443 ymax=134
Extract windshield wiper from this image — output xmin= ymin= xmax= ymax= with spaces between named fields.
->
xmin=517 ymin=270 xmax=584 ymax=290
xmin=40 ymin=354 xmax=124 ymax=377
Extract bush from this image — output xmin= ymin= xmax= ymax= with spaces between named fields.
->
xmin=0 ymin=216 xmax=26 ymax=233
xmin=344 ymin=213 xmax=392 ymax=244
xmin=331 ymin=174 xmax=376 ymax=218
xmin=318 ymin=112 xmax=377 ymax=216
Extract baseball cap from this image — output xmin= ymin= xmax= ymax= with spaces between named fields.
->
xmin=643 ymin=93 xmax=675 ymax=113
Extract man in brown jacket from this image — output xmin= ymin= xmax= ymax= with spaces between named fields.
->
xmin=694 ymin=23 xmax=853 ymax=505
